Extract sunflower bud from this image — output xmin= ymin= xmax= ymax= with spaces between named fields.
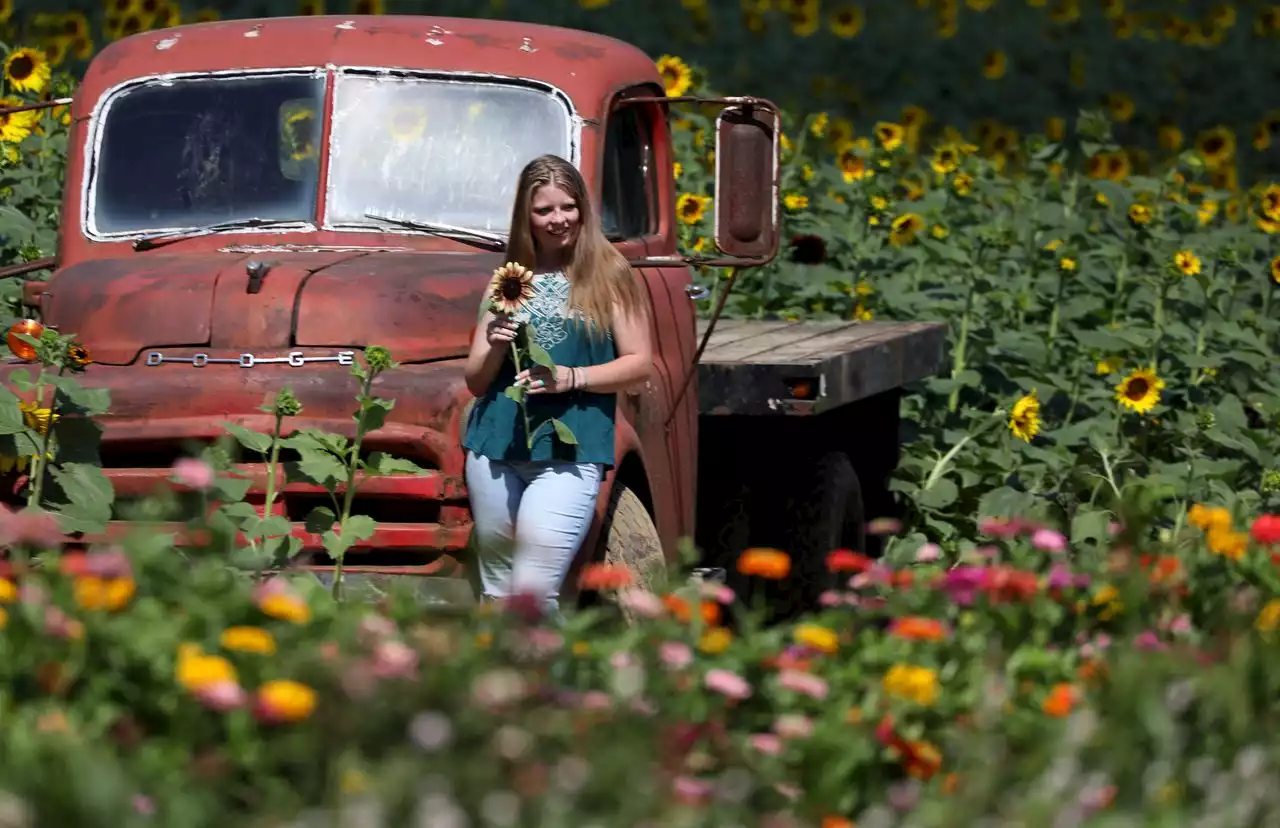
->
xmin=365 ymin=345 xmax=394 ymax=373
xmin=273 ymin=387 xmax=302 ymax=418
xmin=1262 ymin=469 xmax=1280 ymax=495
xmin=1195 ymin=410 xmax=1215 ymax=432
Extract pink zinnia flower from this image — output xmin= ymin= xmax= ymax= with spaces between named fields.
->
xmin=915 ymin=543 xmax=942 ymax=563
xmin=0 ymin=505 xmax=63 ymax=549
xmin=818 ymin=590 xmax=843 ymax=607
xmin=1135 ymin=630 xmax=1167 ymax=651
xmin=777 ymin=669 xmax=828 ymax=700
xmin=772 ymin=714 xmax=814 ymax=740
xmin=83 ymin=547 xmax=132 ymax=579
xmin=672 ymin=776 xmax=713 ymax=802
xmin=659 ymin=641 xmax=693 ymax=670
xmin=194 ymin=680 xmax=247 ymax=712
xmin=978 ymin=517 xmax=1023 ymax=539
xmin=618 ymin=588 xmax=665 ymax=618
xmin=751 ymin=733 xmax=783 ymax=755
xmin=1031 ymin=528 xmax=1067 ymax=553
xmin=700 ymin=582 xmax=736 ymax=604
xmin=371 ymin=639 xmax=419 ymax=680
xmin=170 ymin=458 xmax=215 ymax=491
xmin=704 ymin=668 xmax=752 ymax=700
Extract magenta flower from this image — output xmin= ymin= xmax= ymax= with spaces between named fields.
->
xmin=83 ymin=547 xmax=132 ymax=579
xmin=704 ymin=668 xmax=752 ymax=700
xmin=1135 ymin=630 xmax=1167 ymax=651
xmin=1031 ymin=528 xmax=1068 ymax=553
xmin=170 ymin=458 xmax=215 ymax=491
xmin=978 ymin=516 xmax=1023 ymax=539
xmin=940 ymin=566 xmax=986 ymax=605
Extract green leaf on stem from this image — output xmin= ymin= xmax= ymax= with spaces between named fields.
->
xmin=48 ymin=462 xmax=114 ymax=534
xmin=504 ymin=385 xmax=527 ymax=404
xmin=221 ymin=421 xmax=273 ymax=455
xmin=527 ymin=340 xmax=556 ymax=370
xmin=550 ymin=418 xmax=578 ymax=445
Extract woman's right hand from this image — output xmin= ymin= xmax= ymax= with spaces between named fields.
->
xmin=486 ymin=315 xmax=520 ymax=348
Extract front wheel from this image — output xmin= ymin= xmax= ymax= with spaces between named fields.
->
xmin=586 ymin=483 xmax=667 ymax=622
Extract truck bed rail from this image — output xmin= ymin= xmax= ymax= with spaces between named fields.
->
xmin=695 ymin=320 xmax=947 ymax=416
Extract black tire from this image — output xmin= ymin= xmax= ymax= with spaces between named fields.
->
xmin=591 ymin=483 xmax=668 ymax=622
xmin=777 ymin=450 xmax=867 ymax=617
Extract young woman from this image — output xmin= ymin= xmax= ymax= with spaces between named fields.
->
xmin=462 ymin=154 xmax=653 ymax=616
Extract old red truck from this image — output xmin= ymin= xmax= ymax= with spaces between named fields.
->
xmin=0 ymin=15 xmax=944 ymax=611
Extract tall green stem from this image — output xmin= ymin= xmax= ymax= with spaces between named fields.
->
xmin=331 ymin=371 xmax=377 ymax=601
xmin=1109 ymin=259 xmax=1128 ymax=326
xmin=510 ymin=340 xmax=534 ymax=449
xmin=947 ymin=278 xmax=977 ymax=414
xmin=1189 ymin=285 xmax=1211 ymax=386
xmin=1063 ymin=359 xmax=1083 ymax=424
xmin=1149 ymin=281 xmax=1169 ymax=372
xmin=1045 ymin=267 xmax=1068 ymax=349
xmin=27 ymin=366 xmax=64 ymax=511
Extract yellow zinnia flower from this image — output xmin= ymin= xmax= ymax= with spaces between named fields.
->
xmin=220 ymin=626 xmax=277 ymax=655
xmin=74 ymin=576 xmax=136 ymax=612
xmin=698 ymin=626 xmax=733 ymax=654
xmin=1009 ymin=389 xmax=1041 ymax=442
xmin=1115 ymin=368 xmax=1164 ymax=414
xmin=256 ymin=679 xmax=318 ymax=722
xmin=176 ymin=648 xmax=238 ymax=692
xmin=882 ymin=664 xmax=939 ymax=706
xmin=794 ymin=623 xmax=839 ymax=654
xmin=1256 ymin=599 xmax=1280 ymax=634
xmin=259 ymin=593 xmax=312 ymax=625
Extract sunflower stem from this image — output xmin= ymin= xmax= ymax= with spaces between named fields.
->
xmin=946 ymin=277 xmax=977 ymax=414
xmin=1045 ymin=266 xmax=1068 ymax=351
xmin=1190 ymin=280 xmax=1211 ymax=386
xmin=1148 ymin=280 xmax=1169 ymax=372
xmin=27 ymin=365 xmax=64 ymax=512
xmin=1109 ymin=258 xmax=1128 ymax=326
xmin=510 ymin=339 xmax=534 ymax=451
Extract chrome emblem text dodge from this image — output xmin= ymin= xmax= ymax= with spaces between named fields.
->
xmin=145 ymin=351 xmax=356 ymax=368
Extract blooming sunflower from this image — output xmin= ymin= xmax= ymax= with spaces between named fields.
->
xmin=981 ymin=50 xmax=1007 ymax=80
xmin=828 ymin=4 xmax=865 ymax=37
xmin=4 ymin=48 xmax=51 ymax=95
xmin=1009 ymin=389 xmax=1041 ymax=442
xmin=66 ymin=343 xmax=92 ymax=369
xmin=1260 ymin=184 xmax=1280 ymax=222
xmin=0 ymin=98 xmax=39 ymax=143
xmin=489 ymin=262 xmax=534 ymax=316
xmin=930 ymin=145 xmax=959 ymax=175
xmin=1173 ymin=249 xmax=1201 ymax=277
xmin=1157 ymin=123 xmax=1183 ymax=153
xmin=1105 ymin=92 xmax=1134 ymax=123
xmin=888 ymin=213 xmax=924 ymax=247
xmin=0 ymin=0 xmax=12 ymax=24
xmin=676 ymin=193 xmax=710 ymax=224
xmin=874 ymin=121 xmax=905 ymax=152
xmin=783 ymin=193 xmax=809 ymax=210
xmin=1270 ymin=254 xmax=1280 ymax=284
xmin=1127 ymin=203 xmax=1153 ymax=226
xmin=1195 ymin=126 xmax=1235 ymax=167
xmin=1115 ymin=368 xmax=1164 ymax=414
xmin=655 ymin=55 xmax=692 ymax=98
xmin=19 ymin=400 xmax=58 ymax=435
xmin=836 ymin=143 xmax=873 ymax=182
xmin=952 ymin=172 xmax=973 ymax=196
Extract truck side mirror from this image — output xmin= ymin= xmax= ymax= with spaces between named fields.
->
xmin=713 ymin=102 xmax=780 ymax=262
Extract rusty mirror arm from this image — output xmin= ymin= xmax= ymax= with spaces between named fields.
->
xmin=0 ymin=98 xmax=74 ymax=118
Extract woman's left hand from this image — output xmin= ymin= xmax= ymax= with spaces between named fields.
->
xmin=516 ymin=365 xmax=574 ymax=395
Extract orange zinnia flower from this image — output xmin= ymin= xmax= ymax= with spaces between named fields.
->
xmin=737 ymin=548 xmax=791 ymax=579
xmin=888 ymin=616 xmax=948 ymax=641
xmin=826 ymin=549 xmax=873 ymax=572
xmin=662 ymin=594 xmax=692 ymax=622
xmin=577 ymin=563 xmax=634 ymax=591
xmin=1042 ymin=682 xmax=1078 ymax=717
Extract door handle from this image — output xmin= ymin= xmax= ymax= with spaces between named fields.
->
xmin=684 ymin=283 xmax=710 ymax=301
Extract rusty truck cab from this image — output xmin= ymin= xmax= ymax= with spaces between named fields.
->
xmin=7 ymin=15 xmax=779 ymax=599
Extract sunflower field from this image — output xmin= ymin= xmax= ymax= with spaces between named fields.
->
xmin=2 ymin=5 xmax=1280 ymax=824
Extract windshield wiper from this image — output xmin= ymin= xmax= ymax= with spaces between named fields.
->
xmin=363 ymin=212 xmax=507 ymax=252
xmin=132 ymin=218 xmax=308 ymax=251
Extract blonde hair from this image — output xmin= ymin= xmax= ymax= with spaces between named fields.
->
xmin=503 ymin=154 xmax=647 ymax=333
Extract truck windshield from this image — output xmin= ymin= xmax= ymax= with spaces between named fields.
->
xmin=89 ymin=72 xmax=325 ymax=237
xmin=325 ymin=73 xmax=572 ymax=235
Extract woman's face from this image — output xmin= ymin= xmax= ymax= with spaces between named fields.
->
xmin=529 ymin=183 xmax=581 ymax=257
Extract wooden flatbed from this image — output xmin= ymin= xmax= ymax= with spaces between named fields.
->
xmin=695 ymin=319 xmax=948 ymax=416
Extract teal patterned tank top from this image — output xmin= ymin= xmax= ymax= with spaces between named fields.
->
xmin=463 ymin=270 xmax=618 ymax=467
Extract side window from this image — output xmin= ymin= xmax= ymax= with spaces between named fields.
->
xmin=600 ymin=101 xmax=654 ymax=240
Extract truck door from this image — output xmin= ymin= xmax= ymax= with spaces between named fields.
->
xmin=600 ymin=88 xmax=695 ymax=544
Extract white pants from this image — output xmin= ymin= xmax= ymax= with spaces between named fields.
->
xmin=464 ymin=450 xmax=603 ymax=616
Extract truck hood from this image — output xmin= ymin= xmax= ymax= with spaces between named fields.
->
xmin=44 ymin=251 xmax=504 ymax=366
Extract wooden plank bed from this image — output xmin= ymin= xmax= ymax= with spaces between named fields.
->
xmin=695 ymin=319 xmax=949 ymax=416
